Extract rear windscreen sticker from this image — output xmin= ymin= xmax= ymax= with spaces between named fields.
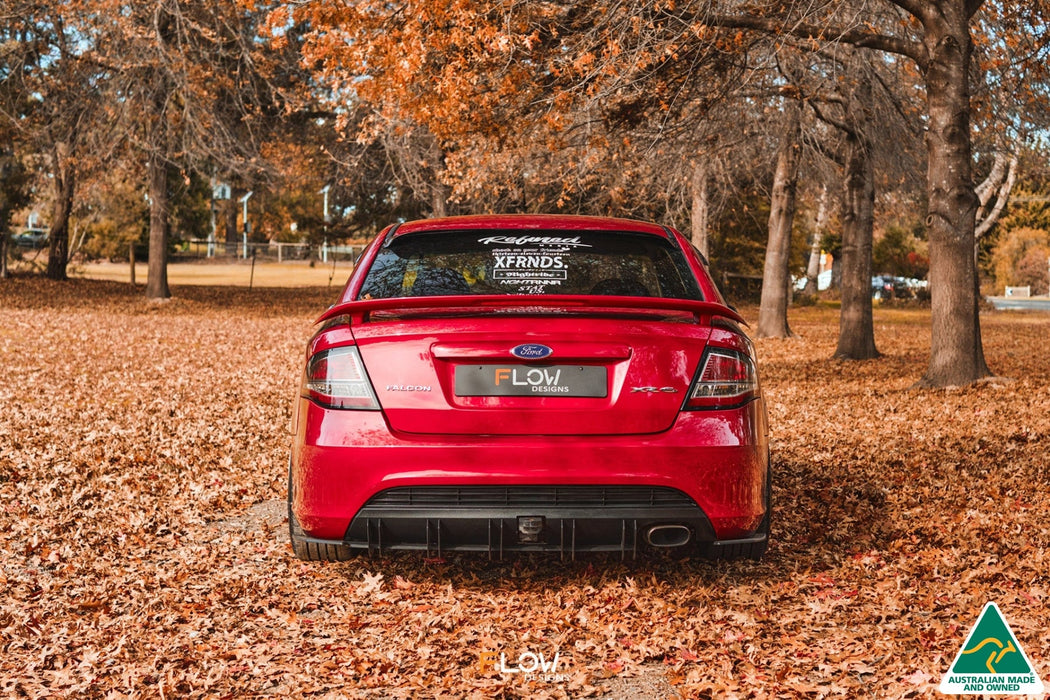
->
xmin=480 ymin=237 xmax=590 ymax=292
xmin=478 ymin=235 xmax=591 ymax=248
xmin=488 ymin=247 xmax=571 ymax=292
xmin=492 ymin=254 xmax=568 ymax=282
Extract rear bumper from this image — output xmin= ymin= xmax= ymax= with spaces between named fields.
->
xmin=291 ymin=397 xmax=769 ymax=549
xmin=296 ymin=520 xmax=768 ymax=560
xmin=343 ymin=485 xmax=714 ymax=557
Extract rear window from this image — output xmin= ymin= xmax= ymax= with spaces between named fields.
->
xmin=358 ymin=230 xmax=703 ymax=300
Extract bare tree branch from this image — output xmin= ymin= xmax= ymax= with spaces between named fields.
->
xmin=704 ymin=14 xmax=926 ymax=68
xmin=886 ymin=0 xmax=928 ymax=19
xmin=975 ymin=154 xmax=1017 ymax=239
xmin=975 ymin=152 xmax=1007 ymax=206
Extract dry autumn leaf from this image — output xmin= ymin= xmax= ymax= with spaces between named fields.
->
xmin=1 ymin=279 xmax=1048 ymax=698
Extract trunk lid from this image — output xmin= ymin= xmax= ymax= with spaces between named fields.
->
xmin=350 ymin=304 xmax=714 ymax=436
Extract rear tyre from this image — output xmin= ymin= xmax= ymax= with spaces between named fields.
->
xmin=288 ymin=456 xmax=354 ymax=562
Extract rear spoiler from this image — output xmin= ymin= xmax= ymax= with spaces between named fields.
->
xmin=317 ymin=294 xmax=747 ymax=326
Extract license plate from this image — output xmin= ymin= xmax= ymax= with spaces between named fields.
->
xmin=454 ymin=365 xmax=607 ymax=397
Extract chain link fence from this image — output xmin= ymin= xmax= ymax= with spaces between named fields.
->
xmin=175 ymin=239 xmax=365 ymax=264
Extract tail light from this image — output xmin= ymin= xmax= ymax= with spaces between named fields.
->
xmin=302 ymin=346 xmax=380 ymax=410
xmin=685 ymin=348 xmax=758 ymax=410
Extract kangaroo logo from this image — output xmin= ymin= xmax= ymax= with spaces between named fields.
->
xmin=961 ymin=637 xmax=1017 ymax=674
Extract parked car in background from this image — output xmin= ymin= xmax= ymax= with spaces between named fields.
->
xmin=13 ymin=228 xmax=49 ymax=249
xmin=289 ymin=214 xmax=770 ymax=561
xmin=872 ymin=275 xmax=915 ymax=300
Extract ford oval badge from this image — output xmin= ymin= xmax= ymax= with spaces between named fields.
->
xmin=511 ymin=343 xmax=553 ymax=360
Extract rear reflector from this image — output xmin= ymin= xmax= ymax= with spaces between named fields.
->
xmin=303 ymin=346 xmax=380 ymax=410
xmin=685 ymin=349 xmax=757 ymax=409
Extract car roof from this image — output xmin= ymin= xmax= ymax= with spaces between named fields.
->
xmin=391 ymin=214 xmax=672 ymax=238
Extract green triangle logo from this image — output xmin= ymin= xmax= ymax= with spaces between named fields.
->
xmin=940 ymin=602 xmax=1044 ymax=694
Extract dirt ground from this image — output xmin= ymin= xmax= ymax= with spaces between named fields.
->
xmin=1 ymin=278 xmax=1049 ymax=698
xmin=6 ymin=248 xmax=355 ymax=288
xmin=69 ymin=259 xmax=354 ymax=289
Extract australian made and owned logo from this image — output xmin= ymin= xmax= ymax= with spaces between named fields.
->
xmin=940 ymin=602 xmax=1044 ymax=695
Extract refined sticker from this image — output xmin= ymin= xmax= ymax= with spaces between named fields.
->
xmin=478 ymin=235 xmax=590 ymax=248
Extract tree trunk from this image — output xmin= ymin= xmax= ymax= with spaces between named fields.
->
xmin=0 ymin=233 xmax=8 ymax=279
xmin=804 ymin=186 xmax=829 ymax=295
xmin=757 ymin=98 xmax=801 ymax=339
xmin=146 ymin=156 xmax=171 ymax=300
xmin=224 ymin=195 xmax=238 ymax=257
xmin=45 ymin=142 xmax=76 ymax=281
xmin=834 ymin=67 xmax=879 ymax=360
xmin=432 ymin=183 xmax=448 ymax=218
xmin=914 ymin=4 xmax=991 ymax=386
xmin=690 ymin=161 xmax=710 ymax=259
xmin=834 ymin=133 xmax=879 ymax=359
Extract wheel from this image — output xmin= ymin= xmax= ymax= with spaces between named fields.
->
xmin=288 ymin=455 xmax=353 ymax=562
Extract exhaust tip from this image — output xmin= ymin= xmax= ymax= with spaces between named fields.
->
xmin=644 ymin=524 xmax=691 ymax=548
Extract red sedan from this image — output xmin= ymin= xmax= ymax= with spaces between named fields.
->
xmin=290 ymin=214 xmax=769 ymax=560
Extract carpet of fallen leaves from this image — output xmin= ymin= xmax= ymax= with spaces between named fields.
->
xmin=2 ymin=278 xmax=1049 ymax=699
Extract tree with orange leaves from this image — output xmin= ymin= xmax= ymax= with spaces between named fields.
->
xmin=88 ymin=0 xmax=295 ymax=298
xmin=639 ymin=1 xmax=1050 ymax=384
xmin=0 ymin=2 xmax=112 ymax=281
xmin=285 ymin=0 xmax=1050 ymax=387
